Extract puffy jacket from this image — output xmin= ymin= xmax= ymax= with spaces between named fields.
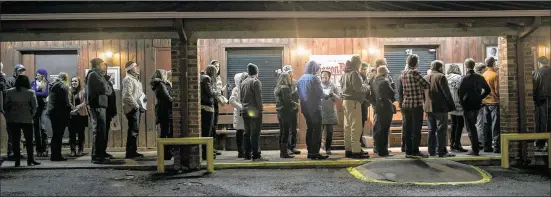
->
xmin=229 ymin=73 xmax=247 ymax=130
xmin=533 ymin=65 xmax=551 ymax=105
xmin=122 ymin=73 xmax=144 ymax=114
xmin=340 ymin=61 xmax=369 ymax=101
xmin=31 ymin=69 xmax=50 ymax=109
xmin=446 ymin=73 xmax=463 ymax=115
xmin=297 ymin=60 xmax=324 ymax=116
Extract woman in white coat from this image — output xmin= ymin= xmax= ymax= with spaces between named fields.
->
xmin=229 ymin=72 xmax=249 ymax=158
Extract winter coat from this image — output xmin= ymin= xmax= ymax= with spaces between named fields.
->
xmin=229 ymin=73 xmax=246 ymax=130
xmin=0 ymin=72 xmax=6 ymax=113
xmin=85 ymin=68 xmax=113 ymax=109
xmin=275 ymin=85 xmax=296 ymax=113
xmin=446 ymin=73 xmax=464 ymax=115
xmin=31 ymin=69 xmax=50 ymax=109
xmin=372 ymin=76 xmax=396 ymax=114
xmin=71 ymin=88 xmax=88 ymax=117
xmin=297 ymin=61 xmax=324 ymax=116
xmin=105 ymin=75 xmax=117 ymax=119
xmin=458 ymin=70 xmax=491 ymax=111
xmin=4 ymin=87 xmax=37 ymax=124
xmin=122 ymin=73 xmax=144 ymax=114
xmin=424 ymin=70 xmax=455 ymax=113
xmin=47 ymin=80 xmax=71 ymax=119
xmin=6 ymin=64 xmax=25 ymax=90
xmin=533 ymin=65 xmax=551 ymax=105
xmin=152 ymin=79 xmax=173 ymax=124
xmin=340 ymin=62 xmax=369 ymax=102
xmin=321 ymin=80 xmax=340 ymax=125
xmin=200 ymin=72 xmax=216 ymax=109
xmin=240 ymin=77 xmax=263 ymax=115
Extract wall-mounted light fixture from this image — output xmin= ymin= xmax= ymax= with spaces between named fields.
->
xmin=368 ymin=47 xmax=378 ymax=55
xmin=296 ymin=47 xmax=309 ymax=55
xmin=102 ymin=51 xmax=113 ymax=58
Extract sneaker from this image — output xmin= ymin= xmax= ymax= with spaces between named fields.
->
xmin=438 ymin=152 xmax=456 ymax=157
xmin=412 ymin=152 xmax=429 ymax=158
xmin=252 ymin=157 xmax=269 ymax=162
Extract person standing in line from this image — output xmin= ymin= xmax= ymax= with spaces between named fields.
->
xmin=359 ymin=63 xmax=370 ymax=148
xmin=372 ymin=66 xmax=396 ymax=157
xmin=200 ymin=65 xmax=218 ymax=160
xmin=533 ymin=56 xmax=551 ymax=152
xmin=31 ymin=69 xmax=50 ymax=157
xmin=425 ymin=60 xmax=456 ymax=157
xmin=229 ymin=72 xmax=248 ymax=158
xmin=4 ymin=75 xmax=41 ymax=167
xmin=151 ymin=69 xmax=173 ymax=160
xmin=397 ymin=54 xmax=430 ymax=158
xmin=69 ymin=76 xmax=88 ymax=157
xmin=47 ymin=73 xmax=72 ymax=161
xmin=341 ymin=56 xmax=371 ymax=159
xmin=240 ymin=63 xmax=269 ymax=161
xmin=482 ymin=57 xmax=500 ymax=153
xmin=104 ymin=74 xmax=116 ymax=160
xmin=86 ymin=58 xmax=113 ymax=164
xmin=282 ymin=65 xmax=301 ymax=155
xmin=446 ymin=64 xmax=468 ymax=152
xmin=474 ymin=63 xmax=487 ymax=148
xmin=369 ymin=58 xmax=396 ymax=154
xmin=0 ymin=62 xmax=5 ymax=166
xmin=122 ymin=61 xmax=146 ymax=159
xmin=320 ymin=70 xmax=340 ymax=155
xmin=5 ymin=64 xmax=26 ymax=161
xmin=274 ymin=72 xmax=297 ymax=158
xmin=210 ymin=60 xmax=226 ymax=156
xmin=459 ymin=58 xmax=491 ymax=156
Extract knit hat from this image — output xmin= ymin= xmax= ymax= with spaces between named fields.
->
xmin=247 ymin=63 xmax=259 ymax=75
xmin=282 ymin=65 xmax=293 ymax=73
xmin=538 ymin=56 xmax=550 ymax=65
xmin=125 ymin=61 xmax=137 ymax=71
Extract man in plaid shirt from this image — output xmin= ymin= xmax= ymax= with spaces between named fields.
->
xmin=398 ymin=54 xmax=430 ymax=158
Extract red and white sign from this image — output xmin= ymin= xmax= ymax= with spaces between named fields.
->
xmin=309 ymin=55 xmax=357 ymax=88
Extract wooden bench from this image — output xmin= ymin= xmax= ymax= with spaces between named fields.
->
xmin=156 ymin=137 xmax=214 ymax=173
xmin=501 ymin=133 xmax=551 ymax=169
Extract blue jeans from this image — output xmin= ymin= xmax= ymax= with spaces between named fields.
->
xmin=483 ymin=105 xmax=500 ymax=150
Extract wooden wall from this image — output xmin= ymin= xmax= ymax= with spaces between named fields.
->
xmin=0 ymin=39 xmax=171 ymax=151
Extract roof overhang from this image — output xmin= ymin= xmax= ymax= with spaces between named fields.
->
xmin=2 ymin=10 xmax=551 ymax=20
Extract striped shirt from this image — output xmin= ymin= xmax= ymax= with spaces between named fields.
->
xmin=399 ymin=69 xmax=430 ymax=109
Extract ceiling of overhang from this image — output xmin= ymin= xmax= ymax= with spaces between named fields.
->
xmin=1 ymin=1 xmax=551 ymax=14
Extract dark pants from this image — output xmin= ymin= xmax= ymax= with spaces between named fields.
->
xmin=535 ymin=99 xmax=550 ymax=148
xmin=50 ymin=114 xmax=69 ymax=159
xmin=401 ymin=113 xmax=406 ymax=151
xmin=428 ymin=112 xmax=449 ymax=155
xmin=402 ymin=107 xmax=424 ymax=155
xmin=159 ymin=117 xmax=173 ymax=159
xmin=6 ymin=124 xmax=13 ymax=156
xmin=236 ymin=129 xmax=244 ymax=154
xmin=277 ymin=111 xmax=292 ymax=148
xmin=69 ymin=115 xmax=87 ymax=151
xmin=8 ymin=123 xmax=34 ymax=163
xmin=483 ymin=105 xmax=500 ymax=150
xmin=125 ymin=109 xmax=141 ymax=155
xmin=201 ymin=109 xmax=214 ymax=159
xmin=361 ymin=102 xmax=368 ymax=145
xmin=211 ymin=104 xmax=219 ymax=145
xmin=105 ymin=116 xmax=113 ymax=154
xmin=323 ymin=124 xmax=334 ymax=151
xmin=33 ymin=107 xmax=47 ymax=153
xmin=304 ymin=111 xmax=322 ymax=156
xmin=450 ymin=115 xmax=465 ymax=148
xmin=288 ymin=111 xmax=298 ymax=150
xmin=374 ymin=111 xmax=392 ymax=155
xmin=243 ymin=112 xmax=263 ymax=158
xmin=90 ymin=107 xmax=108 ymax=160
xmin=464 ymin=110 xmax=481 ymax=153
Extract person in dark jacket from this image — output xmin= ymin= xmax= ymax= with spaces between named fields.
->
xmin=372 ymin=66 xmax=396 ymax=157
xmin=359 ymin=62 xmax=369 ymax=148
xmin=31 ymin=68 xmax=50 ymax=157
xmin=369 ymin=58 xmax=397 ymax=153
xmin=47 ymin=73 xmax=72 ymax=161
xmin=458 ymin=58 xmax=491 ymax=156
xmin=297 ymin=60 xmax=329 ymax=160
xmin=200 ymin=65 xmax=218 ymax=160
xmin=5 ymin=64 xmax=26 ymax=160
xmin=274 ymin=72 xmax=297 ymax=159
xmin=341 ymin=56 xmax=370 ymax=159
xmin=320 ymin=70 xmax=340 ymax=155
xmin=533 ymin=56 xmax=551 ymax=151
xmin=210 ymin=60 xmax=225 ymax=156
xmin=104 ymin=74 xmax=116 ymax=159
xmin=86 ymin=58 xmax=113 ymax=164
xmin=0 ymin=62 xmax=6 ymax=166
xmin=151 ymin=69 xmax=173 ymax=160
xmin=69 ymin=76 xmax=88 ymax=157
xmin=425 ymin=60 xmax=456 ymax=157
xmin=240 ymin=63 xmax=268 ymax=161
xmin=282 ymin=65 xmax=301 ymax=155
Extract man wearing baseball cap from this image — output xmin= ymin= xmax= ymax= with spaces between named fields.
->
xmin=5 ymin=64 xmax=26 ymax=160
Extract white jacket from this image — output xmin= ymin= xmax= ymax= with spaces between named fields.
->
xmin=229 ymin=73 xmax=245 ymax=130
xmin=446 ymin=73 xmax=463 ymax=115
xmin=122 ymin=73 xmax=144 ymax=114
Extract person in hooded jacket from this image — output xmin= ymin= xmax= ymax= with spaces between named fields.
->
xmin=282 ymin=65 xmax=301 ymax=155
xmin=341 ymin=56 xmax=371 ymax=159
xmin=229 ymin=72 xmax=248 ymax=158
xmin=446 ymin=64 xmax=468 ymax=152
xmin=47 ymin=72 xmax=72 ymax=161
xmin=69 ymin=76 xmax=88 ymax=157
xmin=274 ymin=72 xmax=297 ymax=159
xmin=297 ymin=60 xmax=329 ymax=160
xmin=320 ymin=70 xmax=340 ymax=155
xmin=151 ymin=69 xmax=173 ymax=160
xmin=5 ymin=64 xmax=26 ymax=160
xmin=31 ymin=69 xmax=50 ymax=157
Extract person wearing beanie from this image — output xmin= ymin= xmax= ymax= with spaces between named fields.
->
xmin=281 ymin=65 xmax=301 ymax=155
xmin=86 ymin=57 xmax=113 ymax=164
xmin=534 ymin=56 xmax=551 ymax=151
xmin=341 ymin=55 xmax=370 ymax=159
xmin=240 ymin=63 xmax=268 ymax=161
xmin=31 ymin=69 xmax=50 ymax=157
xmin=122 ymin=61 xmax=146 ymax=159
xmin=482 ymin=56 xmax=500 ymax=153
xmin=5 ymin=64 xmax=26 ymax=161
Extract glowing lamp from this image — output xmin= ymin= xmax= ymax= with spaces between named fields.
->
xmin=103 ymin=51 xmax=113 ymax=58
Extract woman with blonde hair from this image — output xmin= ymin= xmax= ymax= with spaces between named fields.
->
xmin=69 ymin=76 xmax=88 ymax=157
xmin=151 ymin=69 xmax=174 ymax=160
xmin=446 ymin=64 xmax=467 ymax=152
xmin=274 ymin=72 xmax=297 ymax=158
xmin=47 ymin=72 xmax=72 ymax=161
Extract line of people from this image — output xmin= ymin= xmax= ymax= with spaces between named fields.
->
xmin=0 ymin=58 xmax=175 ymax=167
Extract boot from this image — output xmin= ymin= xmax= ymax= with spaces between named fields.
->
xmin=280 ymin=144 xmax=294 ymax=158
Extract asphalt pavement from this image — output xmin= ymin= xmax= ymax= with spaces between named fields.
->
xmin=0 ymin=167 xmax=549 ymax=196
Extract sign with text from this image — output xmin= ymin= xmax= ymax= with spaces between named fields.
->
xmin=309 ymin=54 xmax=356 ymax=89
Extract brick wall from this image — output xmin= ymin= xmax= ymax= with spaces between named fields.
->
xmin=171 ymin=38 xmax=201 ymax=171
